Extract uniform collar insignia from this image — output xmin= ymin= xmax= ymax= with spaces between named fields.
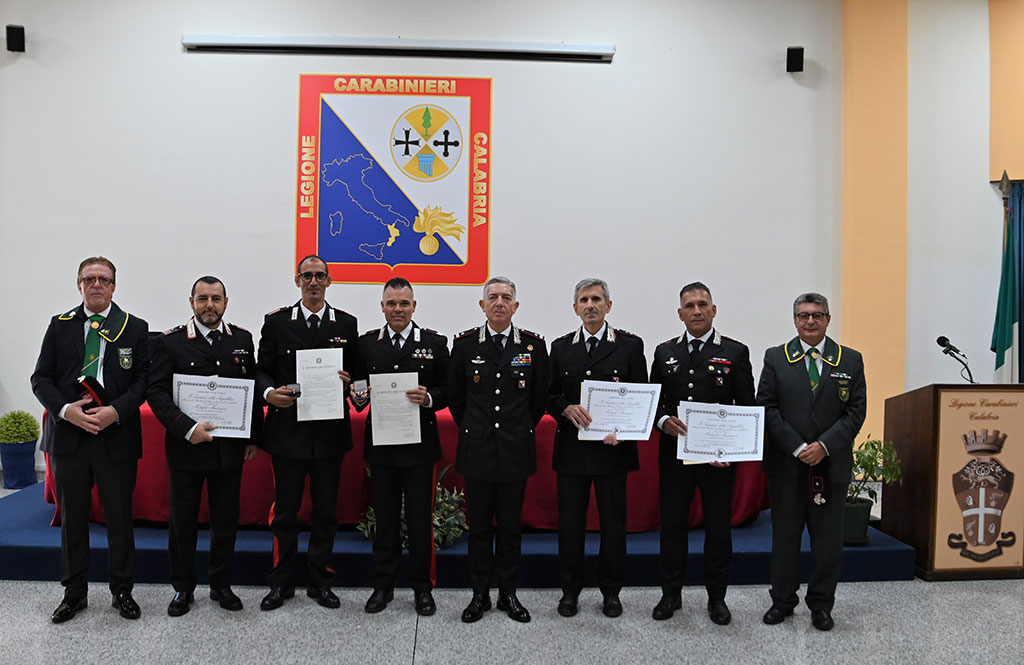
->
xmin=186 ymin=318 xmax=198 ymax=340
xmin=785 ymin=336 xmax=842 ymax=366
xmin=97 ymin=303 xmax=129 ymax=343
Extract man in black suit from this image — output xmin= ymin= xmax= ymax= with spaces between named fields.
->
xmin=650 ymin=282 xmax=754 ymax=626
xmin=449 ymin=276 xmax=549 ymax=623
xmin=147 ymin=276 xmax=263 ymax=616
xmin=255 ymin=254 xmax=358 ymax=611
xmin=548 ymin=278 xmax=647 ymax=619
xmin=351 ymin=277 xmax=449 ymax=617
xmin=758 ymin=292 xmax=866 ymax=632
xmin=31 ymin=256 xmax=150 ymax=623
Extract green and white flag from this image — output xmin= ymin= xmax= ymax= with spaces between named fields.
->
xmin=992 ymin=188 xmax=1019 ymax=383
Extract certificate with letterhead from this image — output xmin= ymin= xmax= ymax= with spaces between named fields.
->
xmin=676 ymin=401 xmax=764 ymax=463
xmin=172 ymin=374 xmax=255 ymax=438
xmin=369 ymin=372 xmax=421 ymax=445
xmin=578 ymin=380 xmax=661 ymax=441
xmin=296 ymin=348 xmax=345 ymax=421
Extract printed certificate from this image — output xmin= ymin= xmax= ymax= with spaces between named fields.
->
xmin=677 ymin=402 xmax=764 ymax=463
xmin=172 ymin=374 xmax=255 ymax=438
xmin=578 ymin=380 xmax=661 ymax=441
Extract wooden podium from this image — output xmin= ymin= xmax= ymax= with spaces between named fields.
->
xmin=882 ymin=384 xmax=1024 ymax=580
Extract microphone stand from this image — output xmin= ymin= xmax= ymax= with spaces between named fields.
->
xmin=942 ymin=347 xmax=975 ymax=384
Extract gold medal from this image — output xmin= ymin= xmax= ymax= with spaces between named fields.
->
xmin=90 ymin=321 xmax=100 ymax=329
xmin=527 ymin=345 xmax=533 ymax=351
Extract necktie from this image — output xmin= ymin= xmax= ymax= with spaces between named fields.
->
xmin=807 ymin=347 xmax=821 ymax=394
xmin=493 ymin=333 xmax=505 ymax=353
xmin=208 ymin=329 xmax=222 ymax=352
xmin=689 ymin=339 xmax=702 ymax=361
xmin=307 ymin=314 xmax=319 ymax=337
xmin=392 ymin=332 xmax=403 ymax=350
xmin=587 ymin=336 xmax=599 ymax=356
xmin=82 ymin=314 xmax=105 ymax=378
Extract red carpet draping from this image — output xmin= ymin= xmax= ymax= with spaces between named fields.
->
xmin=44 ymin=404 xmax=769 ymax=531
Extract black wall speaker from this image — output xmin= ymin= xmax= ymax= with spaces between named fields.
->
xmin=787 ymin=46 xmax=804 ymax=73
xmin=6 ymin=25 xmax=25 ymax=52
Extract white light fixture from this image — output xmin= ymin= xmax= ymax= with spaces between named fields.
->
xmin=181 ymin=34 xmax=615 ymax=63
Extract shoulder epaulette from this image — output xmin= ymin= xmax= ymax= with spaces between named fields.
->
xmin=227 ymin=322 xmax=249 ymax=333
xmin=614 ymin=327 xmax=639 ymax=338
xmin=419 ymin=326 xmax=442 ymax=337
xmin=266 ymin=306 xmax=289 ymax=317
xmin=662 ymin=337 xmax=679 ymax=346
xmin=361 ymin=328 xmax=381 ymax=339
xmin=163 ymin=324 xmax=186 ymax=336
xmin=518 ymin=327 xmax=545 ymax=341
xmin=332 ymin=307 xmax=356 ymax=319
xmin=554 ymin=331 xmax=575 ymax=342
xmin=720 ymin=334 xmax=745 ymax=345
xmin=455 ymin=326 xmax=479 ymax=340
xmin=57 ymin=306 xmax=80 ymax=321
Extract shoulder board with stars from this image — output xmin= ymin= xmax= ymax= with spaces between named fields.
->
xmin=518 ymin=327 xmax=545 ymax=341
xmin=455 ymin=327 xmax=480 ymax=340
xmin=614 ymin=327 xmax=639 ymax=339
xmin=162 ymin=324 xmax=187 ymax=336
xmin=266 ymin=305 xmax=290 ymax=318
xmin=419 ymin=326 xmax=442 ymax=337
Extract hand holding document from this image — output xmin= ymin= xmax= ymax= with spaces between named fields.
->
xmin=578 ymin=380 xmax=661 ymax=441
xmin=296 ymin=348 xmax=345 ymax=421
xmin=369 ymin=372 xmax=421 ymax=445
xmin=172 ymin=374 xmax=255 ymax=438
xmin=676 ymin=401 xmax=764 ymax=463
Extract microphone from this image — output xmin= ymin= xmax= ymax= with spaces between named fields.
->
xmin=936 ymin=336 xmax=962 ymax=355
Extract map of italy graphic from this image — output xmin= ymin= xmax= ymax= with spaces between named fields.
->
xmin=317 ymin=99 xmax=462 ymax=267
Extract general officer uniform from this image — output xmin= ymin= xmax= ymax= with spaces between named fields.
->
xmin=548 ymin=324 xmax=647 ymax=606
xmin=31 ymin=302 xmax=150 ymax=606
xmin=758 ymin=336 xmax=866 ymax=615
xmin=352 ymin=322 xmax=449 ymax=599
xmin=255 ymin=301 xmax=358 ymax=593
xmin=448 ymin=324 xmax=549 ymax=599
xmin=147 ymin=317 xmax=263 ymax=602
xmin=650 ymin=328 xmax=754 ymax=609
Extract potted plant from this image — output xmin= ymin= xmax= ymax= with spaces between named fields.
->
xmin=0 ymin=410 xmax=41 ymax=489
xmin=358 ymin=465 xmax=468 ymax=550
xmin=844 ymin=436 xmax=902 ymax=545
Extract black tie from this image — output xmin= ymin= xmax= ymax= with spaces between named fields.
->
xmin=308 ymin=314 xmax=320 ymax=337
xmin=392 ymin=332 xmax=403 ymax=350
xmin=207 ymin=329 xmax=222 ymax=352
xmin=587 ymin=336 xmax=599 ymax=356
xmin=690 ymin=339 xmax=702 ymax=360
xmin=493 ymin=333 xmax=505 ymax=353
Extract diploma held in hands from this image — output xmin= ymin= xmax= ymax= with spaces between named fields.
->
xmin=578 ymin=380 xmax=661 ymax=441
xmin=369 ymin=372 xmax=421 ymax=445
xmin=172 ymin=373 xmax=255 ymax=438
xmin=677 ymin=401 xmax=764 ymax=463
xmin=295 ymin=348 xmax=345 ymax=422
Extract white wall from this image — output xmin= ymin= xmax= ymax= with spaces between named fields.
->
xmin=0 ymin=0 xmax=844 ymax=464
xmin=907 ymin=0 xmax=1003 ymax=390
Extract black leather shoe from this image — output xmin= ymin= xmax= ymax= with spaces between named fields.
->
xmin=51 ymin=597 xmax=87 ymax=624
xmin=811 ymin=609 xmax=834 ymax=631
xmin=112 ymin=590 xmax=141 ymax=620
xmin=497 ymin=592 xmax=531 ymax=623
xmin=210 ymin=587 xmax=243 ymax=611
xmin=364 ymin=588 xmax=394 ymax=614
xmin=307 ymin=586 xmax=340 ymax=609
xmin=557 ymin=594 xmax=578 ymax=617
xmin=260 ymin=586 xmax=295 ymax=611
xmin=763 ymin=604 xmax=794 ymax=625
xmin=651 ymin=593 xmax=682 ymax=620
xmin=167 ymin=591 xmax=194 ymax=617
xmin=461 ymin=593 xmax=492 ymax=623
xmin=602 ymin=595 xmax=623 ymax=618
xmin=708 ymin=599 xmax=732 ymax=625
xmin=414 ymin=590 xmax=436 ymax=616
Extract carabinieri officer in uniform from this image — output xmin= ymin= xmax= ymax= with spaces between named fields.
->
xmin=449 ymin=276 xmax=549 ymax=624
xmin=352 ymin=277 xmax=449 ymax=617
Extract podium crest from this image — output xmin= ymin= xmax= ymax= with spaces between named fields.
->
xmin=947 ymin=429 xmax=1017 ymax=561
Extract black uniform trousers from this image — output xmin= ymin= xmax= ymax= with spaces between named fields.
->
xmin=268 ymin=453 xmax=343 ymax=589
xmin=768 ymin=471 xmax=846 ymax=612
xmin=557 ymin=471 xmax=627 ymax=598
xmin=659 ymin=461 xmax=735 ymax=601
xmin=168 ymin=465 xmax=243 ymax=592
xmin=370 ymin=462 xmax=435 ymax=592
xmin=50 ymin=439 xmax=137 ymax=599
xmin=465 ymin=476 xmax=527 ymax=595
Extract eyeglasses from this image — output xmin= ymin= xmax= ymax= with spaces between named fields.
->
xmin=795 ymin=312 xmax=827 ymax=322
xmin=297 ymin=271 xmax=328 ymax=283
xmin=79 ymin=276 xmax=114 ymax=286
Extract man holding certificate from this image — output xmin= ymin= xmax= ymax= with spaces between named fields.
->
xmin=758 ymin=293 xmax=865 ymax=632
xmin=449 ymin=276 xmax=549 ymax=624
xmin=650 ymin=282 xmax=754 ymax=626
xmin=255 ymin=254 xmax=358 ymax=611
xmin=351 ymin=278 xmax=449 ymax=617
xmin=547 ymin=278 xmax=647 ymax=619
xmin=147 ymin=276 xmax=262 ymax=616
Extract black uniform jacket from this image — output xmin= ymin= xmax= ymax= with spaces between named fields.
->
xmin=255 ymin=301 xmax=358 ymax=460
xmin=758 ymin=336 xmax=866 ymax=483
xmin=352 ymin=322 xmax=449 ymax=467
xmin=448 ymin=324 xmax=549 ymax=482
xmin=147 ymin=318 xmax=264 ymax=471
xmin=650 ymin=329 xmax=755 ymax=465
xmin=547 ymin=325 xmax=647 ymax=475
xmin=31 ymin=302 xmax=150 ymax=461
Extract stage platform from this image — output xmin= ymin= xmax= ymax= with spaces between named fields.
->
xmin=0 ymin=483 xmax=915 ymax=588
